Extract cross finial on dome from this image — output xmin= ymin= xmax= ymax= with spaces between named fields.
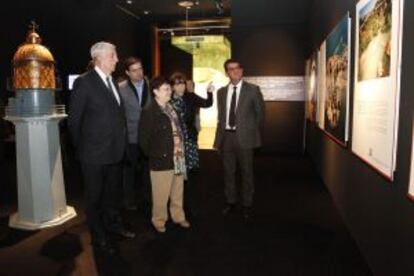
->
xmin=29 ymin=20 xmax=39 ymax=33
xmin=26 ymin=21 xmax=41 ymax=44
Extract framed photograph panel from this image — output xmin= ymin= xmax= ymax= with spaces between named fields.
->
xmin=324 ymin=14 xmax=351 ymax=145
xmin=352 ymin=0 xmax=404 ymax=179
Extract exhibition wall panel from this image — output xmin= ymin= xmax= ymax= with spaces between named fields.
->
xmin=305 ymin=52 xmax=319 ymax=123
xmin=307 ymin=0 xmax=414 ymax=275
xmin=409 ymin=117 xmax=414 ymax=198
xmin=352 ymin=0 xmax=404 ymax=179
xmin=324 ymin=14 xmax=351 ymax=145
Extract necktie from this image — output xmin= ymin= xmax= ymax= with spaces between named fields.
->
xmin=141 ymin=85 xmax=147 ymax=107
xmin=135 ymin=84 xmax=141 ymax=106
xmin=229 ymin=85 xmax=237 ymax=128
xmin=106 ymin=77 xmax=119 ymax=105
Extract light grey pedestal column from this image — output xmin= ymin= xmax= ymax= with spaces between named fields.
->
xmin=5 ymin=114 xmax=76 ymax=230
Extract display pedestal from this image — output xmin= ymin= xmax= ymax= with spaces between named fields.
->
xmin=5 ymin=115 xmax=76 ymax=230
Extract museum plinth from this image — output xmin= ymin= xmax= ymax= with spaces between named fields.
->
xmin=4 ymin=24 xmax=76 ymax=230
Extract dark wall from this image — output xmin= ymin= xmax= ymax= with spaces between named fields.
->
xmin=0 ymin=0 xmax=151 ymax=97
xmin=307 ymin=0 xmax=414 ymax=275
xmin=231 ymin=4 xmax=307 ymax=153
xmin=159 ymin=38 xmax=193 ymax=79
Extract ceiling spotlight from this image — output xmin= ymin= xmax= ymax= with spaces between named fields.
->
xmin=214 ymin=0 xmax=224 ymax=15
xmin=178 ymin=1 xmax=194 ymax=9
xmin=126 ymin=0 xmax=133 ymax=4
xmin=143 ymin=10 xmax=150 ymax=15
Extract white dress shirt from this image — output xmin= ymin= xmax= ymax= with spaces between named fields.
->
xmin=94 ymin=66 xmax=120 ymax=105
xmin=225 ymin=80 xmax=243 ymax=130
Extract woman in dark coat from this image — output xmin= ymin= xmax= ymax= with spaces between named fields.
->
xmin=139 ymin=76 xmax=190 ymax=233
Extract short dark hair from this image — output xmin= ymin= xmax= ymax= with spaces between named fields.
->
xmin=123 ymin=56 xmax=142 ymax=72
xmin=224 ymin=58 xmax=242 ymax=72
xmin=169 ymin=71 xmax=187 ymax=84
xmin=150 ymin=76 xmax=170 ymax=93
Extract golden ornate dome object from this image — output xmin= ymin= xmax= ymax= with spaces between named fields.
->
xmin=12 ymin=24 xmax=56 ymax=89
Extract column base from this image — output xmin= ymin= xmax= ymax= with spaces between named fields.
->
xmin=9 ymin=206 xmax=77 ymax=230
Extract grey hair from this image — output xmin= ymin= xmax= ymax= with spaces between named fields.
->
xmin=90 ymin=41 xmax=116 ymax=60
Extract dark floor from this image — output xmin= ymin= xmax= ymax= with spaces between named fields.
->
xmin=0 ymin=145 xmax=372 ymax=276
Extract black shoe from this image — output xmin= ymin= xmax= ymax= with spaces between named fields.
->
xmin=92 ymin=240 xmax=116 ymax=255
xmin=242 ymin=207 xmax=252 ymax=220
xmin=108 ymin=228 xmax=136 ymax=239
xmin=222 ymin=204 xmax=236 ymax=216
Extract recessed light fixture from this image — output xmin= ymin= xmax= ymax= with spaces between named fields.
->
xmin=143 ymin=10 xmax=150 ymax=15
xmin=126 ymin=0 xmax=133 ymax=4
xmin=177 ymin=1 xmax=194 ymax=9
xmin=214 ymin=0 xmax=224 ymax=14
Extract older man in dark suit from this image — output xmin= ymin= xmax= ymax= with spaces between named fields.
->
xmin=118 ymin=57 xmax=151 ymax=212
xmin=214 ymin=58 xmax=265 ymax=219
xmin=68 ymin=42 xmax=135 ymax=254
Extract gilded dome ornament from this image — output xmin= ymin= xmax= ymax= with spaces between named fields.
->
xmin=12 ymin=21 xmax=56 ymax=89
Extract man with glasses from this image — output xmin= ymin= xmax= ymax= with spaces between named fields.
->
xmin=214 ymin=58 xmax=265 ymax=220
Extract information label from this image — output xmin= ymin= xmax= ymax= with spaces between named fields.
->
xmin=244 ymin=76 xmax=305 ymax=101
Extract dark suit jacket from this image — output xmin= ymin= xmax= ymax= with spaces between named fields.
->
xmin=139 ymin=100 xmax=175 ymax=171
xmin=68 ymin=69 xmax=127 ymax=165
xmin=214 ymin=81 xmax=265 ymax=150
xmin=118 ymin=78 xmax=151 ymax=144
xmin=183 ymin=91 xmax=213 ymax=140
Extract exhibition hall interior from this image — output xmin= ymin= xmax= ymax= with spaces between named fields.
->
xmin=0 ymin=0 xmax=413 ymax=275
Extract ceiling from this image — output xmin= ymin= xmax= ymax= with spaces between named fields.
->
xmin=112 ymin=0 xmax=312 ymax=34
xmin=114 ymin=0 xmax=231 ymax=22
xmin=232 ymin=0 xmax=313 ymax=25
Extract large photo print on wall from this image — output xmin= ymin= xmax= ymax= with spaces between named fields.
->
xmin=358 ymin=0 xmax=391 ymax=81
xmin=317 ymin=42 xmax=326 ymax=129
xmin=352 ymin=0 xmax=404 ymax=179
xmin=305 ymin=51 xmax=318 ymax=123
xmin=409 ymin=117 xmax=414 ymax=200
xmin=324 ymin=14 xmax=351 ymax=144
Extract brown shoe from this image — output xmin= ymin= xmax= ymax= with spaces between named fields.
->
xmin=175 ymin=220 xmax=191 ymax=228
xmin=153 ymin=224 xmax=166 ymax=233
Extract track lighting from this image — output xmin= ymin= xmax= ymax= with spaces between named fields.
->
xmin=214 ymin=0 xmax=224 ymax=15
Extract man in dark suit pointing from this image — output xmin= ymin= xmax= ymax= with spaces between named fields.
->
xmin=68 ymin=41 xmax=135 ymax=254
xmin=214 ymin=58 xmax=265 ymax=219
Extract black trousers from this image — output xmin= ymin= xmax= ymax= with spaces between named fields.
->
xmin=123 ymin=144 xmax=152 ymax=210
xmin=221 ymin=131 xmax=254 ymax=207
xmin=184 ymin=169 xmax=199 ymax=217
xmin=137 ymin=153 xmax=152 ymax=211
xmin=81 ymin=162 xmax=123 ymax=242
xmin=123 ymin=144 xmax=139 ymax=207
